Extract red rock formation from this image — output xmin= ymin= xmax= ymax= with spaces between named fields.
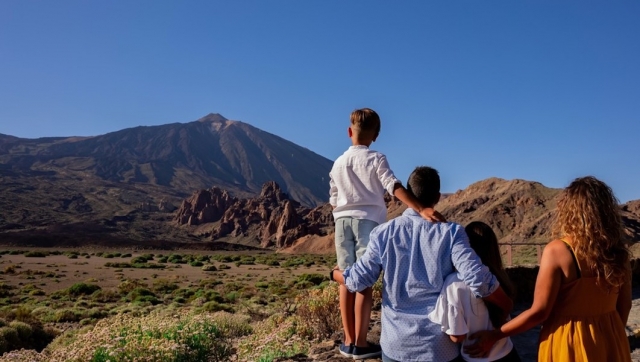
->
xmin=175 ymin=182 xmax=333 ymax=248
xmin=173 ymin=187 xmax=237 ymax=226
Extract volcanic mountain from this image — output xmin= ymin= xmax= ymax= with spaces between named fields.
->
xmin=0 ymin=114 xmax=332 ymax=241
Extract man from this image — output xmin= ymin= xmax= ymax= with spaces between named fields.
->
xmin=331 ymin=166 xmax=513 ymax=362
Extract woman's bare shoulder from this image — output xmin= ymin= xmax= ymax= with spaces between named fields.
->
xmin=541 ymin=239 xmax=573 ymax=265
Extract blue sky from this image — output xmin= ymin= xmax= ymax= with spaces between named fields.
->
xmin=1 ymin=1 xmax=639 ymax=202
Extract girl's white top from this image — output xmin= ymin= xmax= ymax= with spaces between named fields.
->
xmin=428 ymin=272 xmax=514 ymax=362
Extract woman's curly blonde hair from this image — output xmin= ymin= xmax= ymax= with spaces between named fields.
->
xmin=553 ymin=176 xmax=630 ymax=288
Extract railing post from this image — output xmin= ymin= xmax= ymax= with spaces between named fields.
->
xmin=507 ymin=245 xmax=512 ymax=267
xmin=537 ymin=244 xmax=542 ymax=264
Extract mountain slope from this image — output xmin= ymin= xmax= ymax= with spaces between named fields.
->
xmin=438 ymin=178 xmax=561 ymax=243
xmin=0 ymin=114 xmax=331 ymax=207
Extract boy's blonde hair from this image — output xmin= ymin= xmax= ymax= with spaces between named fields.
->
xmin=350 ymin=108 xmax=381 ymax=141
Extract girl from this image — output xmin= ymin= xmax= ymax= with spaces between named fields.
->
xmin=465 ymin=176 xmax=632 ymax=362
xmin=429 ymin=221 xmax=521 ymax=361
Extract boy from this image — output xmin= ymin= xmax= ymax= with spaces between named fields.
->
xmin=329 ymin=108 xmax=443 ymax=359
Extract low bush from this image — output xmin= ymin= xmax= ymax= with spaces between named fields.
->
xmin=20 ymin=311 xmax=253 ymax=362
xmin=237 ymin=314 xmax=308 ymax=362
xmin=117 ymin=279 xmax=148 ymax=295
xmin=130 ymin=256 xmax=148 ymax=264
xmin=152 ymin=279 xmax=179 ymax=294
xmin=295 ymin=273 xmax=328 ymax=286
xmin=24 ymin=251 xmax=48 ymax=258
xmin=294 ymin=283 xmax=340 ymax=340
xmin=66 ymin=283 xmax=101 ymax=297
xmin=104 ymin=262 xmax=165 ymax=269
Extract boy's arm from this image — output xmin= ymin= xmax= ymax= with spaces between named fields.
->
xmin=329 ymin=171 xmax=338 ymax=208
xmin=393 ymin=184 xmax=446 ymax=222
xmin=375 ymin=153 xmax=445 ymax=222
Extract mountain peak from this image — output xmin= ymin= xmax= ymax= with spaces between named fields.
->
xmin=196 ymin=113 xmax=228 ymax=123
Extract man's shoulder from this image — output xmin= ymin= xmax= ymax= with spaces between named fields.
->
xmin=374 ymin=216 xmax=462 ymax=236
xmin=398 ymin=214 xmax=464 ymax=230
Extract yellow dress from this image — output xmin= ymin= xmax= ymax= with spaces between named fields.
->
xmin=537 ymin=244 xmax=631 ymax=362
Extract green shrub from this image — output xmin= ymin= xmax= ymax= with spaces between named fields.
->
xmin=24 ymin=251 xmax=48 ymax=258
xmin=295 ymin=273 xmax=328 ymax=286
xmin=152 ymin=279 xmax=179 ymax=294
xmin=9 ymin=321 xmax=32 ymax=339
xmin=54 ymin=309 xmax=82 ymax=322
xmin=130 ymin=256 xmax=148 ymax=264
xmin=91 ymin=289 xmax=120 ymax=303
xmin=201 ymin=301 xmax=234 ymax=313
xmin=202 ymin=264 xmax=218 ymax=272
xmin=117 ymin=280 xmax=147 ymax=295
xmin=104 ymin=262 xmax=165 ymax=269
xmin=67 ymin=283 xmax=101 ymax=297
xmin=190 ymin=261 xmax=204 ymax=267
xmin=29 ymin=289 xmax=45 ymax=296
xmin=126 ymin=288 xmax=160 ymax=305
xmin=0 ymin=283 xmax=14 ymax=297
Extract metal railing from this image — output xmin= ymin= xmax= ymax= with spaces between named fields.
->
xmin=500 ymin=243 xmax=547 ymax=266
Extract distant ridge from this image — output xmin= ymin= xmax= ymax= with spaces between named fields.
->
xmin=389 ymin=178 xmax=640 ymax=244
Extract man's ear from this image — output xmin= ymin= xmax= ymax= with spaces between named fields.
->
xmin=348 ymin=127 xmax=353 ymax=138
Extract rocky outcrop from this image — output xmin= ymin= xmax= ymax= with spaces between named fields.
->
xmin=623 ymin=200 xmax=640 ymax=243
xmin=437 ymin=178 xmax=561 ymax=243
xmin=174 ymin=187 xmax=237 ymax=226
xmin=175 ymin=182 xmax=334 ymax=248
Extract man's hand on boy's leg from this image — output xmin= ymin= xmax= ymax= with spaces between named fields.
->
xmin=331 ymin=266 xmax=345 ymax=285
xmin=419 ymin=208 xmax=446 ymax=223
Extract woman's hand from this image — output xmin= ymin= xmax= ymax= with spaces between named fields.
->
xmin=463 ymin=330 xmax=502 ymax=358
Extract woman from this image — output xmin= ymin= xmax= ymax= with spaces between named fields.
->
xmin=466 ymin=176 xmax=632 ymax=361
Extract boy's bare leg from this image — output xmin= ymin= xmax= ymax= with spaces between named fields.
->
xmin=354 ymin=286 xmax=373 ymax=347
xmin=340 ymin=284 xmax=356 ymax=345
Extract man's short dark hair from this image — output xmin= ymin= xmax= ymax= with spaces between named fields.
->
xmin=407 ymin=166 xmax=440 ymax=207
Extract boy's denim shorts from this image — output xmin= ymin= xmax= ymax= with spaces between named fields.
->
xmin=334 ymin=217 xmax=379 ymax=270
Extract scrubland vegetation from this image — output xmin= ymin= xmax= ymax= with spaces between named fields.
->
xmin=0 ymin=249 xmax=352 ymax=361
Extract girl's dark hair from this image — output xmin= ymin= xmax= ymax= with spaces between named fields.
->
xmin=465 ymin=221 xmax=515 ymax=328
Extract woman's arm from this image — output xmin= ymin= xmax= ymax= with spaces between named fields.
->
xmin=616 ymin=260 xmax=632 ymax=325
xmin=464 ymin=240 xmax=567 ymax=357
